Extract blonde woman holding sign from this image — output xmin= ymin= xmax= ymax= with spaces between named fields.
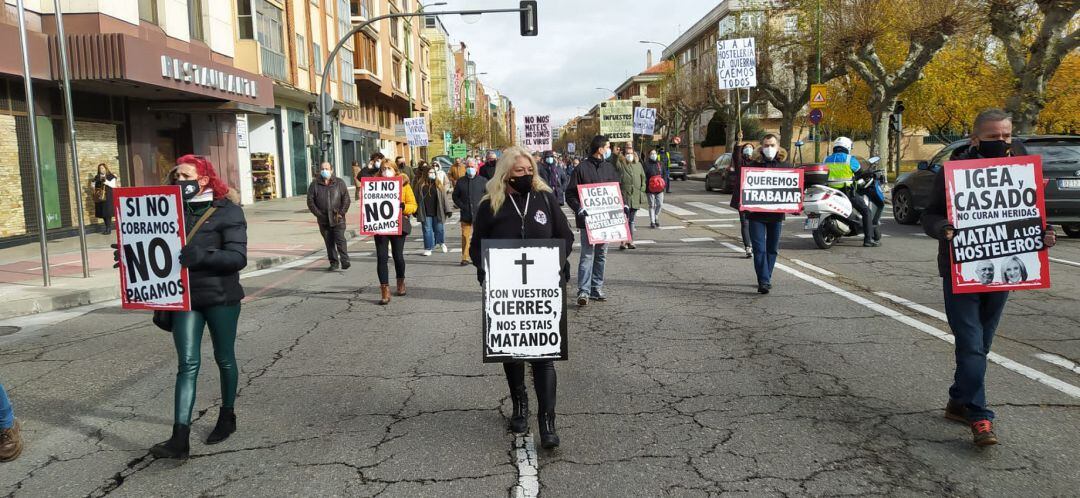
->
xmin=470 ymin=146 xmax=575 ymax=449
xmin=373 ymin=161 xmax=418 ymax=304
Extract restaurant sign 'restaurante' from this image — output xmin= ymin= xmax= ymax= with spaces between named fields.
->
xmin=160 ymin=55 xmax=260 ymax=100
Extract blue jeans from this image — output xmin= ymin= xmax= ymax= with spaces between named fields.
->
xmin=748 ymin=219 xmax=782 ymax=286
xmin=421 ymin=216 xmax=445 ymax=250
xmin=0 ymin=383 xmax=13 ymax=429
xmin=942 ymin=278 xmax=1010 ymax=422
xmin=577 ymin=229 xmax=608 ymax=296
xmin=626 ymin=208 xmax=638 ymax=239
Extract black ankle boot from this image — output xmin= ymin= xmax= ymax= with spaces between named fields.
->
xmin=150 ymin=424 xmax=190 ymax=459
xmin=509 ymin=388 xmax=529 ymax=434
xmin=538 ymin=413 xmax=559 ymax=449
xmin=206 ymin=407 xmax=236 ymax=445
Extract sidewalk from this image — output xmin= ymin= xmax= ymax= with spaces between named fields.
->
xmin=0 ymin=193 xmax=356 ymax=319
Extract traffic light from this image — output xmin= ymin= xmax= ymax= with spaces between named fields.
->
xmin=520 ymin=1 xmax=537 ymax=36
xmin=894 ymin=100 xmax=905 ymax=115
xmin=889 ymin=113 xmax=901 ymax=134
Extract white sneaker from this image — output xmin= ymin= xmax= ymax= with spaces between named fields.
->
xmin=440 ymin=244 xmax=448 ymax=253
xmin=422 ymin=250 xmax=432 ymax=257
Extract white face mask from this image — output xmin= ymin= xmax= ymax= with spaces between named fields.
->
xmin=626 ymin=154 xmax=635 ymax=162
xmin=743 ymin=146 xmax=754 ymax=157
xmin=649 ymin=153 xmax=657 ymax=161
xmin=428 ymin=171 xmax=437 ymax=180
xmin=383 ymin=169 xmax=397 ymax=178
xmin=762 ymin=146 xmax=778 ymax=160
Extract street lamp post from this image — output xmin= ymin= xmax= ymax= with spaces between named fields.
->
xmin=404 ymin=2 xmax=447 ymax=166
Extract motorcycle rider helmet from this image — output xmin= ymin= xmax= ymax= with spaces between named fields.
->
xmin=832 ymin=136 xmax=853 ymax=153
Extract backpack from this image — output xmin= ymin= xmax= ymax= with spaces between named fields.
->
xmin=647 ymin=173 xmax=666 ymax=194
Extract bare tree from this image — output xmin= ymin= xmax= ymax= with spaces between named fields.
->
xmin=989 ymin=0 xmax=1079 ymax=133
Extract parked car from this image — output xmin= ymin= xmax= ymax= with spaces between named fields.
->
xmin=666 ymin=152 xmax=688 ymax=181
xmin=892 ymin=135 xmax=1080 ymax=237
xmin=705 ymin=153 xmax=734 ymax=193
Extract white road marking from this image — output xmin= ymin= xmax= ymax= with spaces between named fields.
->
xmin=510 ymin=434 xmax=539 ymax=498
xmin=692 ymin=218 xmax=739 ymax=223
xmin=1050 ymin=257 xmax=1080 ymax=268
xmin=790 ymin=259 xmax=837 ymax=277
xmin=874 ymin=292 xmax=948 ymax=322
xmin=720 ymin=242 xmax=743 ymax=252
xmin=685 ymin=202 xmax=737 ymax=215
xmin=661 ymin=204 xmax=696 ymax=216
xmin=681 ymin=237 xmax=715 ymax=243
xmin=633 ymin=240 xmax=656 ymax=245
xmin=658 ymin=226 xmax=686 ymax=230
xmin=794 ymin=234 xmax=813 ymax=239
xmin=708 ymin=224 xmax=734 ymax=228
xmin=1035 ymin=354 xmax=1080 ymax=376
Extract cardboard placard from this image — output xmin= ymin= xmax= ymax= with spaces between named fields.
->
xmin=523 ymin=114 xmax=552 ymax=152
xmin=599 ymin=100 xmax=633 ymax=142
xmin=944 ymin=155 xmax=1050 ymax=293
xmin=404 ymin=117 xmax=429 ymax=147
xmin=114 ymin=186 xmax=190 ymax=311
xmin=633 ymin=107 xmax=657 ymax=136
xmin=360 ymin=178 xmax=404 ymax=236
xmin=716 ymin=37 xmax=757 ymax=90
xmin=739 ymin=167 xmax=804 ymax=214
xmin=578 ymin=182 xmax=630 ymax=244
xmin=482 ymin=239 xmax=568 ymax=362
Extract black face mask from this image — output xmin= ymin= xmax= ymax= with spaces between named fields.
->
xmin=508 ymin=175 xmax=534 ymax=194
xmin=977 ymin=140 xmax=1010 ymax=159
xmin=177 ymin=180 xmax=201 ymax=201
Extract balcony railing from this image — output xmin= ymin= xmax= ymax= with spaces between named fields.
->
xmin=260 ymin=46 xmax=288 ymax=82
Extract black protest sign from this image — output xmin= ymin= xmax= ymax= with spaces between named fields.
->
xmin=360 ymin=178 xmax=403 ymax=236
xmin=482 ymin=239 xmax=568 ymax=362
xmin=739 ymin=167 xmax=804 ymax=214
xmin=945 ymin=155 xmax=1050 ymax=293
xmin=114 ymin=186 xmax=190 ymax=311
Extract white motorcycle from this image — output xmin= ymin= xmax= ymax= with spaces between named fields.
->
xmin=802 ymin=157 xmax=884 ymax=249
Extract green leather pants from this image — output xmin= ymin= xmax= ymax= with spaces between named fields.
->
xmin=171 ymin=305 xmax=240 ymax=425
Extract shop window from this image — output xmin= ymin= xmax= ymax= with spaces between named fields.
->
xmin=237 ymin=0 xmax=254 ymax=39
xmin=139 ymin=0 xmax=158 ymax=24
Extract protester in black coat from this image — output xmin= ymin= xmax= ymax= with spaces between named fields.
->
xmin=564 ymin=135 xmax=620 ymax=306
xmin=92 ymin=164 xmax=119 ymax=234
xmin=479 ymin=151 xmax=499 ymax=179
xmin=308 ymin=162 xmax=352 ymax=270
xmin=470 ymin=146 xmax=574 ymax=450
xmin=453 ymin=168 xmax=488 ymax=265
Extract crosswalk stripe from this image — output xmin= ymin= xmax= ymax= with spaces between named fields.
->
xmin=658 ymin=226 xmax=686 ymax=230
xmin=681 ymin=237 xmax=715 ymax=243
xmin=633 ymin=240 xmax=656 ymax=245
xmin=661 ymin=204 xmax=696 ymax=216
xmin=708 ymin=224 xmax=734 ymax=228
xmin=685 ymin=202 xmax=737 ymax=215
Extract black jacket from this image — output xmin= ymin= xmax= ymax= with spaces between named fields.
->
xmin=643 ymin=159 xmax=663 ymax=180
xmin=453 ymin=175 xmax=489 ymax=224
xmin=923 ymin=143 xmax=1027 ymax=278
xmin=307 ymin=177 xmax=351 ymax=227
xmin=357 ymin=165 xmax=381 ymax=180
xmin=479 ymin=160 xmax=498 ymax=180
xmin=565 ymin=156 xmax=621 ymax=229
xmin=470 ymin=190 xmax=574 ymax=284
xmin=181 ymin=199 xmax=247 ymax=309
xmin=414 ymin=181 xmax=453 ymax=221
xmin=537 ymin=160 xmax=566 ymax=202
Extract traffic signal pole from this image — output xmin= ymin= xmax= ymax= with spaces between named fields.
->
xmin=316 ymin=4 xmax=536 ymax=163
xmin=814 ymin=0 xmax=822 ymax=163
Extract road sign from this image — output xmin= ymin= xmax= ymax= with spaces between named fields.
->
xmin=810 ymin=84 xmax=827 ymax=109
xmin=809 ymin=108 xmax=823 ymax=125
xmin=673 ymin=136 xmax=682 ymax=145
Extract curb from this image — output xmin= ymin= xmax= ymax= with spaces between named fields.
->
xmin=0 ymin=229 xmax=358 ymax=320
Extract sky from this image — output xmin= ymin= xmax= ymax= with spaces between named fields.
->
xmin=438 ymin=0 xmax=720 ymax=129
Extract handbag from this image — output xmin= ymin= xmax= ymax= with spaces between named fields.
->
xmin=151 ymin=206 xmax=218 ymax=331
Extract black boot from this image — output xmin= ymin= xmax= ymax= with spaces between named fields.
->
xmin=509 ymin=387 xmax=529 ymax=434
xmin=150 ymin=424 xmax=190 ymax=459
xmin=206 ymin=407 xmax=236 ymax=444
xmin=533 ymin=362 xmax=559 ymax=449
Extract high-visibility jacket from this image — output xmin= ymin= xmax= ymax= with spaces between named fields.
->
xmin=824 ymin=152 xmax=859 ymax=189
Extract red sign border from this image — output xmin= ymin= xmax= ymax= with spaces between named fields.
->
xmin=113 ymin=185 xmax=191 ymax=311
xmin=359 ymin=177 xmax=404 ymax=236
xmin=577 ymin=182 xmax=631 ymax=245
xmin=944 ymin=154 xmax=1050 ymax=294
xmin=739 ymin=166 xmax=805 ymax=214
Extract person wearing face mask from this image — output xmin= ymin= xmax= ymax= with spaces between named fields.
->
xmin=373 ymin=161 xmax=419 ymax=304
xmin=359 ymin=153 xmax=384 ymax=180
xmin=134 ymin=155 xmax=249 ymax=459
xmin=824 ymin=137 xmax=876 ymax=247
xmin=922 ymin=108 xmax=1058 ymax=447
xmin=729 ymin=143 xmax=756 ymax=258
xmin=449 ymin=158 xmax=467 ymax=185
xmin=657 ymin=146 xmax=673 ymax=193
xmin=395 ymin=156 xmax=415 ymax=183
xmin=469 ymin=146 xmax=574 ymax=449
xmin=565 ymin=135 xmax=621 ymax=306
xmin=738 ymin=134 xmax=791 ymax=294
xmin=617 ymin=148 xmax=646 ymax=249
xmin=537 ymin=151 xmax=566 ymax=205
xmin=414 ymin=162 xmax=453 ymax=256
xmin=453 ymin=160 xmax=489 ymax=266
xmin=479 ymin=150 xmax=499 ymax=179
xmin=308 ymin=162 xmax=352 ymax=271
xmin=644 ymin=149 xmax=666 ymax=228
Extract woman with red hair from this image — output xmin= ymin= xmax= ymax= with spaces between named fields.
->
xmin=150 ymin=154 xmax=248 ymax=459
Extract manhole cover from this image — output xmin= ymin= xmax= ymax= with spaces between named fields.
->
xmin=0 ymin=326 xmax=20 ymax=337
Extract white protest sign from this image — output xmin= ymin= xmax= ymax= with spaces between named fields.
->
xmin=578 ymin=182 xmax=630 ymax=244
xmin=115 ymin=186 xmax=189 ymax=311
xmin=599 ymin=100 xmax=634 ymax=142
xmin=483 ymin=239 xmax=568 ymax=362
xmin=360 ymin=178 xmax=403 ymax=236
xmin=716 ymin=37 xmax=757 ymax=90
xmin=945 ymin=155 xmax=1050 ymax=293
xmin=404 ymin=117 xmax=429 ymax=146
xmin=567 ymin=142 xmax=576 ymax=154
xmin=739 ymin=167 xmax=804 ymax=214
xmin=633 ymin=107 xmax=657 ymax=136
xmin=523 ymin=114 xmax=552 ymax=152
